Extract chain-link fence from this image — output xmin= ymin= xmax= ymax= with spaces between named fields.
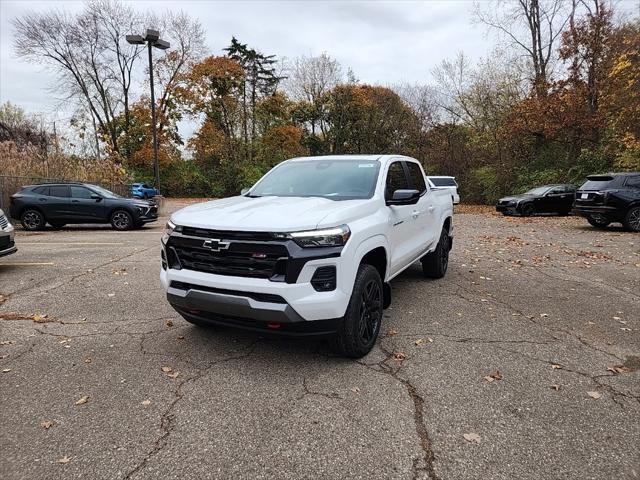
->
xmin=0 ymin=176 xmax=130 ymax=211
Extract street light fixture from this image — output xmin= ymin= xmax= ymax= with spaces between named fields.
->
xmin=126 ymin=29 xmax=170 ymax=194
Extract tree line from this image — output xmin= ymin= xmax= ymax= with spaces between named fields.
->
xmin=3 ymin=0 xmax=639 ymax=202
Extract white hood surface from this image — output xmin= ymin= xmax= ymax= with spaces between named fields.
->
xmin=171 ymin=195 xmax=374 ymax=232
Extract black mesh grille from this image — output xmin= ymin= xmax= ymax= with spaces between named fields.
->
xmin=168 ymin=236 xmax=288 ymax=279
xmin=311 ymin=266 xmax=336 ymax=292
xmin=0 ymin=215 xmax=8 ymax=229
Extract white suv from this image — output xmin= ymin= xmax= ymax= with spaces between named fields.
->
xmin=161 ymin=155 xmax=454 ymax=357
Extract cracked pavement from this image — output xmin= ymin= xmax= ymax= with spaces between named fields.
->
xmin=1 ymin=202 xmax=639 ymax=480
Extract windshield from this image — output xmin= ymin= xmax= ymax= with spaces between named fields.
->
xmin=90 ymin=185 xmax=121 ymax=199
xmin=249 ymin=160 xmax=381 ymax=200
xmin=524 ymin=186 xmax=551 ymax=196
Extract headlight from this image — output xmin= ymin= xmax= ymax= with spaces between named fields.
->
xmin=166 ymin=220 xmax=182 ymax=235
xmin=290 ymin=225 xmax=350 ymax=248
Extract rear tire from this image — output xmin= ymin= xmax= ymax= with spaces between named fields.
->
xmin=334 ymin=264 xmax=383 ymax=358
xmin=422 ymin=228 xmax=451 ymax=279
xmin=587 ymin=214 xmax=611 ymax=229
xmin=623 ymin=206 xmax=640 ymax=232
xmin=110 ymin=210 xmax=133 ymax=230
xmin=20 ymin=209 xmax=45 ymax=231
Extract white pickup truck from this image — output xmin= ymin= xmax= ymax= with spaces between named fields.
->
xmin=161 ymin=155 xmax=454 ymax=357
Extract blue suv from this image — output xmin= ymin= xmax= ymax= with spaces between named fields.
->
xmin=131 ymin=183 xmax=159 ymax=199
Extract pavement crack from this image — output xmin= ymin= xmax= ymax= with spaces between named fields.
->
xmin=297 ymin=377 xmax=342 ymax=401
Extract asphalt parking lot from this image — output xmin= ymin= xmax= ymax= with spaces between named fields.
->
xmin=1 ymin=201 xmax=639 ymax=480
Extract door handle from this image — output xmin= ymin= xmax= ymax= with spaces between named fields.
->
xmin=38 ymin=198 xmax=46 ymax=202
xmin=72 ymin=200 xmax=79 ymax=203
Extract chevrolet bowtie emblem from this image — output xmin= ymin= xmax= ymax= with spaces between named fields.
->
xmin=203 ymin=239 xmax=230 ymax=252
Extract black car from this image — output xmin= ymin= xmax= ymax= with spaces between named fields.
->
xmin=0 ymin=208 xmax=17 ymax=257
xmin=573 ymin=172 xmax=640 ymax=232
xmin=9 ymin=183 xmax=158 ymax=231
xmin=496 ymin=184 xmax=576 ymax=216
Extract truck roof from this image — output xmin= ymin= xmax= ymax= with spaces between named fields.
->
xmin=288 ymin=154 xmax=414 ymax=163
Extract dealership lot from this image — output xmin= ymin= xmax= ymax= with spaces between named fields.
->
xmin=1 ymin=202 xmax=638 ymax=480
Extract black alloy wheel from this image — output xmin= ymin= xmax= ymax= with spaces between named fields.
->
xmin=20 ymin=209 xmax=45 ymax=231
xmin=110 ymin=210 xmax=133 ymax=230
xmin=335 ymin=264 xmax=383 ymax=358
xmin=624 ymin=206 xmax=640 ymax=232
xmin=587 ymin=214 xmax=611 ymax=229
xmin=422 ymin=228 xmax=451 ymax=279
xmin=521 ymin=203 xmax=535 ymax=216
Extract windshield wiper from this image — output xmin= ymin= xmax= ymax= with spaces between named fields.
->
xmin=245 ymin=194 xmax=261 ymax=198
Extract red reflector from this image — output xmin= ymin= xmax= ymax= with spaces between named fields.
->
xmin=189 ymin=309 xmax=201 ymax=314
xmin=267 ymin=323 xmax=281 ymax=329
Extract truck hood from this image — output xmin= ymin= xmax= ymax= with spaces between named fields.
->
xmin=171 ymin=195 xmax=375 ymax=232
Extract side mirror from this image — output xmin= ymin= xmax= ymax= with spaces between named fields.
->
xmin=90 ymin=194 xmax=102 ymax=201
xmin=386 ymin=189 xmax=420 ymax=206
xmin=240 ymin=188 xmax=250 ymax=195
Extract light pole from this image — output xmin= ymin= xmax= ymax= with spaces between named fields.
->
xmin=126 ymin=29 xmax=170 ymax=194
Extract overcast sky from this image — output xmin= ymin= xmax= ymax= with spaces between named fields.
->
xmin=1 ymin=0 xmax=639 ymax=137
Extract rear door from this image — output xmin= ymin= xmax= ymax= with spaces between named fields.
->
xmin=70 ymin=186 xmax=103 ymax=222
xmin=541 ymin=187 xmax=568 ymax=213
xmin=385 ymin=161 xmax=415 ymax=277
xmin=46 ymin=185 xmax=71 ymax=221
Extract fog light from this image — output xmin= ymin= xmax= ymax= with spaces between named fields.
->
xmin=311 ymin=266 xmax=336 ymax=292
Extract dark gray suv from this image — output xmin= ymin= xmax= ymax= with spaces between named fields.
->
xmin=9 ymin=183 xmax=158 ymax=231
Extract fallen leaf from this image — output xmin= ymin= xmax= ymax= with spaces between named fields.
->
xmin=176 ymin=335 xmax=185 ymax=340
xmin=141 ymin=399 xmax=151 ymax=406
xmin=57 ymin=456 xmax=71 ymax=464
xmin=107 ymin=293 xmax=115 ymax=298
xmin=0 ymin=340 xmax=14 ymax=345
xmin=540 ymin=313 xmax=549 ymax=318
xmin=587 ymin=391 xmax=601 ymax=399
xmin=463 ymin=433 xmax=481 ymax=444
xmin=414 ymin=337 xmax=433 ymax=346
xmin=74 ymin=395 xmax=89 ymax=405
xmin=392 ymin=351 xmax=406 ymax=361
xmin=84 ymin=357 xmax=92 ymax=363
xmin=613 ymin=316 xmax=621 ymax=321
xmin=551 ymin=364 xmax=562 ymax=370
xmin=165 ymin=319 xmax=174 ymax=327
xmin=161 ymin=366 xmax=173 ymax=373
xmin=2 ymin=368 xmax=11 ymax=373
xmin=33 ymin=314 xmax=48 ymax=323
xmin=166 ymin=371 xmax=180 ymax=379
xmin=388 ymin=329 xmax=398 ymax=336
xmin=550 ymin=384 xmax=561 ymax=391
xmin=607 ymin=366 xmax=630 ymax=375
xmin=41 ymin=420 xmax=55 ymax=429
xmin=351 ymin=387 xmax=360 ymax=393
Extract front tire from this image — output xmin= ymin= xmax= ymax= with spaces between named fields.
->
xmin=422 ymin=228 xmax=451 ymax=279
xmin=21 ymin=209 xmax=45 ymax=231
xmin=334 ymin=264 xmax=383 ymax=358
xmin=520 ymin=203 xmax=535 ymax=216
xmin=623 ymin=206 xmax=640 ymax=232
xmin=110 ymin=210 xmax=133 ymax=230
xmin=587 ymin=214 xmax=611 ymax=229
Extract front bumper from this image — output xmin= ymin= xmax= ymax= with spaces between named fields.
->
xmin=496 ymin=204 xmax=518 ymax=214
xmin=134 ymin=204 xmax=159 ymax=223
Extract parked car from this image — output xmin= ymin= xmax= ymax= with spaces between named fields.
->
xmin=573 ymin=172 xmax=640 ymax=231
xmin=0 ymin=209 xmax=17 ymax=258
xmin=161 ymin=155 xmax=454 ymax=358
xmin=428 ymin=176 xmax=460 ymax=204
xmin=131 ymin=183 xmax=159 ymax=199
xmin=9 ymin=183 xmax=158 ymax=231
xmin=496 ymin=184 xmax=576 ymax=216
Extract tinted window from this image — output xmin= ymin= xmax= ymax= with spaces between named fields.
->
xmin=406 ymin=162 xmax=427 ymax=194
xmin=49 ymin=185 xmax=70 ymax=198
xmin=33 ymin=186 xmax=49 ymax=196
xmin=71 ymin=186 xmax=94 ymax=199
xmin=581 ymin=176 xmax=616 ymax=191
xmin=250 ymin=160 xmax=380 ymax=200
xmin=430 ymin=177 xmax=457 ymax=187
xmin=625 ymin=176 xmax=640 ymax=188
xmin=548 ymin=187 xmax=564 ymax=194
xmin=386 ymin=162 xmax=410 ymax=197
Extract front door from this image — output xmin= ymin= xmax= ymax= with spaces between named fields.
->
xmin=70 ymin=186 xmax=104 ymax=222
xmin=385 ymin=161 xmax=416 ymax=277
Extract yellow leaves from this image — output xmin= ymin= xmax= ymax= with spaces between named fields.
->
xmin=41 ymin=420 xmax=55 ymax=429
xmin=57 ymin=456 xmax=71 ymax=464
xmin=74 ymin=395 xmax=89 ymax=406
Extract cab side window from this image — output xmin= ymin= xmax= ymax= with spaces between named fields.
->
xmin=385 ymin=162 xmax=410 ymax=198
xmin=405 ymin=162 xmax=427 ymax=194
xmin=49 ymin=185 xmax=70 ymax=198
xmin=625 ymin=176 xmax=640 ymax=189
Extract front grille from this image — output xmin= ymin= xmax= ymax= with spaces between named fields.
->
xmin=181 ymin=227 xmax=277 ymax=241
xmin=168 ymin=236 xmax=288 ymax=280
xmin=0 ymin=215 xmax=8 ymax=229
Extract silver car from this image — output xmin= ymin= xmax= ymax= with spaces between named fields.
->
xmin=0 ymin=208 xmax=17 ymax=258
